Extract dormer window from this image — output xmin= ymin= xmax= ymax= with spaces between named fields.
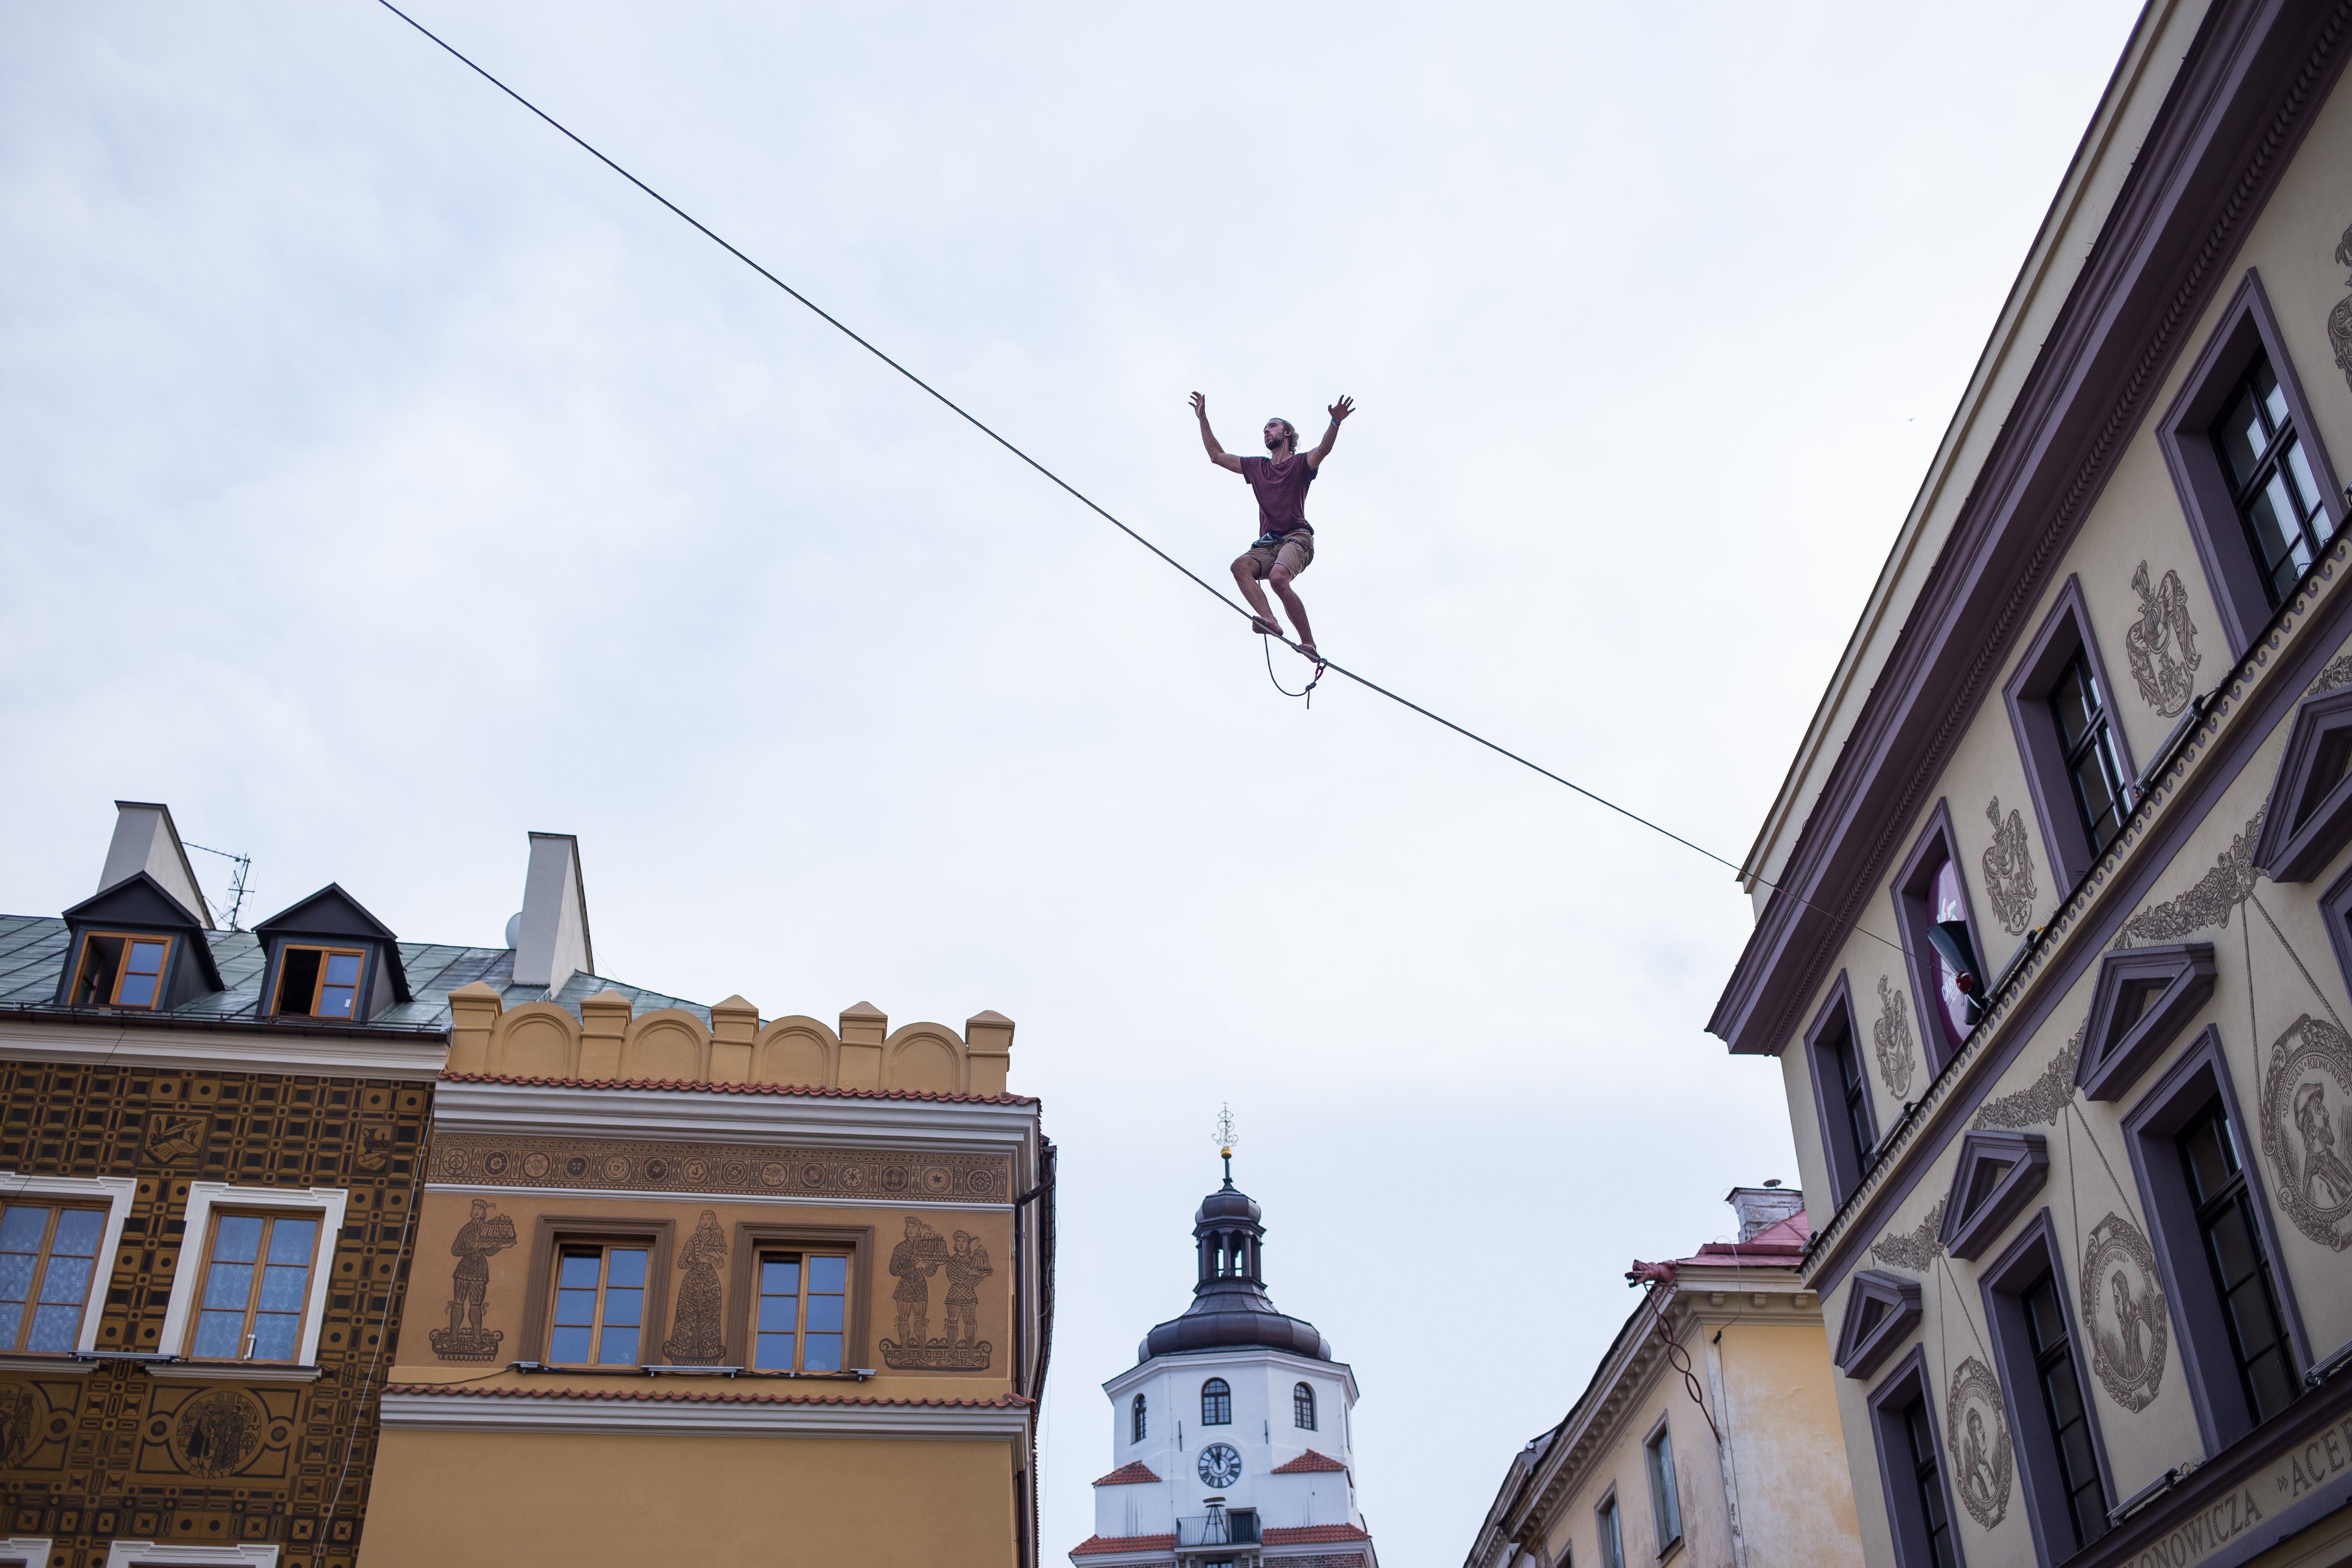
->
xmin=69 ymin=933 xmax=172 ymax=1009
xmin=274 ymin=946 xmax=367 ymax=1020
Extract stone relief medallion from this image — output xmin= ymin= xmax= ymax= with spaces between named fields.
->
xmin=522 ymin=1152 xmax=551 ymax=1180
xmin=2126 ymin=562 xmax=2202 ymax=717
xmin=2331 ymin=223 xmax=2352 ymax=393
xmin=481 ymin=1152 xmax=508 ymax=1177
xmin=2080 ymin=1213 xmax=2168 ymax=1412
xmin=1981 ymin=797 xmax=2039 ymax=937
xmin=0 ymin=1385 xmax=41 ymax=1469
xmin=600 ymin=1155 xmax=630 ymax=1183
xmin=1947 ymin=1356 xmax=2013 ymax=1529
xmin=1869 ymin=1200 xmax=1946 ymax=1271
xmin=682 ymin=1159 xmax=708 ymax=1183
xmin=169 ymin=1388 xmax=264 ymax=1479
xmin=436 ymin=1146 xmax=470 ymax=1180
xmin=1874 ymin=977 xmax=1918 ymax=1099
xmin=2259 ymin=1014 xmax=2352 ymax=1249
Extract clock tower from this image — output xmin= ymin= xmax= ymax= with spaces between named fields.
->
xmin=1069 ymin=1135 xmax=1378 ymax=1568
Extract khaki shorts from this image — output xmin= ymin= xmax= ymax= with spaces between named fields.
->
xmin=1242 ymin=529 xmax=1314 ymax=580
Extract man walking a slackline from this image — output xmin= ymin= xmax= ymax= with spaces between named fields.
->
xmin=1190 ymin=391 xmax=1354 ymax=661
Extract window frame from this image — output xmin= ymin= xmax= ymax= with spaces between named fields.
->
xmin=545 ymin=1239 xmax=657 ymax=1368
xmin=2119 ymin=1028 xmax=2311 ymax=1455
xmin=1594 ymin=1486 xmax=1626 ymax=1568
xmin=1201 ymin=1376 xmax=1232 ymax=1426
xmin=745 ymin=1245 xmax=854 ymax=1373
xmin=1293 ymin=1380 xmax=1316 ymax=1431
xmin=1804 ymin=972 xmax=1880 ymax=1205
xmin=2318 ymin=858 xmax=2352 ymax=1006
xmin=518 ymin=1214 xmax=676 ymax=1366
xmin=2156 ymin=269 xmax=2347 ymax=660
xmin=1868 ymin=1345 xmax=1965 ymax=1568
xmin=2002 ymin=576 xmax=2141 ymax=891
xmin=1891 ymin=802 xmax=1988 ymax=1074
xmin=155 ymin=1182 xmax=346 ymax=1374
xmin=269 ymin=943 xmax=370 ymax=1021
xmin=718 ymin=1221 xmax=871 ymax=1372
xmin=1133 ymin=1392 xmax=1148 ymax=1442
xmin=67 ymin=931 xmax=176 ymax=1011
xmin=184 ymin=1209 xmax=326 ymax=1366
xmin=1979 ymin=1209 xmax=2116 ymax=1564
xmin=0 ymin=1173 xmax=134 ymax=1366
xmin=1644 ymin=1415 xmax=1683 ymax=1556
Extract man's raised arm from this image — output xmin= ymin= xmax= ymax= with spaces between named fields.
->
xmin=1190 ymin=392 xmax=1245 ymax=472
xmin=1305 ymin=395 xmax=1355 ymax=469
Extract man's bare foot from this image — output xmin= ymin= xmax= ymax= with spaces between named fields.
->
xmin=1250 ymin=616 xmax=1280 ymax=636
xmin=1298 ymin=642 xmax=1321 ymax=662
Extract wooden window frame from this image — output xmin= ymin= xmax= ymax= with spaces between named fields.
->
xmin=0 ymin=1174 xmax=135 ymax=1363
xmin=1867 ymin=1346 xmax=1966 ymax=1568
xmin=2003 ymin=576 xmax=2141 ymax=892
xmin=68 ymin=932 xmax=175 ymax=1010
xmin=519 ymin=1216 xmax=674 ymax=1365
xmin=1201 ymin=1376 xmax=1232 ymax=1426
xmin=743 ymin=1244 xmax=853 ymax=1372
xmin=1644 ymin=1415 xmax=1683 ymax=1554
xmin=1594 ymin=1486 xmax=1626 ymax=1568
xmin=156 ymin=1182 xmax=345 ymax=1372
xmin=1804 ymin=972 xmax=1879 ymax=1205
xmin=1979 ymin=1210 xmax=2116 ymax=1563
xmin=545 ymin=1240 xmax=657 ymax=1368
xmin=270 ymin=944 xmax=369 ymax=1020
xmin=1133 ymin=1392 xmax=1147 ymax=1442
xmin=183 ymin=1209 xmax=325 ymax=1365
xmin=0 ymin=1204 xmax=109 ymax=1356
xmin=1293 ymin=1380 xmax=1315 ymax=1430
xmin=720 ymin=1222 xmax=871 ymax=1371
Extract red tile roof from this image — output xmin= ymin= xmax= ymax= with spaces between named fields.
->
xmin=1669 ymin=1209 xmax=1811 ymax=1267
xmin=1069 ymin=1533 xmax=1178 ymax=1556
xmin=1264 ymin=1523 xmax=1372 ymax=1544
xmin=1271 ymin=1449 xmax=1349 ymax=1473
xmin=437 ymin=1071 xmax=1038 ymax=1106
xmin=380 ymin=1383 xmax=1031 ymax=1409
xmin=1092 ymin=1461 xmax=1161 ymax=1486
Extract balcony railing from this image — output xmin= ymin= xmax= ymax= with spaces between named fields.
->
xmin=1177 ymin=1511 xmax=1259 ymax=1546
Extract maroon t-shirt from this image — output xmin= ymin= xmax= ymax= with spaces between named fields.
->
xmin=1237 ymin=454 xmax=1316 ymax=539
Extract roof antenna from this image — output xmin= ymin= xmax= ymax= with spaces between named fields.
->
xmin=1213 ymin=1102 xmax=1238 ymax=1190
xmin=183 ymin=842 xmax=254 ymax=932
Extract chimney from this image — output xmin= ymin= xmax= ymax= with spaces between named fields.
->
xmin=511 ymin=832 xmax=594 ymax=998
xmin=1725 ymin=1184 xmax=1804 ymax=1242
xmin=99 ymin=802 xmax=214 ymax=930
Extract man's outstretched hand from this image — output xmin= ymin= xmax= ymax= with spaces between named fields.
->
xmin=1190 ymin=391 xmax=1209 ymax=420
xmin=1327 ymin=395 xmax=1355 ymax=423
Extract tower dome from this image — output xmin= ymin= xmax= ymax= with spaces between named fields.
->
xmin=1136 ymin=1167 xmax=1331 ymax=1362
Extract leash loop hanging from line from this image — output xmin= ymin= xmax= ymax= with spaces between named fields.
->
xmin=1262 ymin=635 xmax=1326 ymax=707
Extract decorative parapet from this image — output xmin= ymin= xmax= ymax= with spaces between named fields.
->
xmin=441 ymin=986 xmax=1016 ymax=1097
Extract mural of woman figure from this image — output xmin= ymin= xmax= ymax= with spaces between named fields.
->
xmin=662 ymin=1210 xmax=729 ymax=1365
xmin=2295 ymin=1082 xmax=2352 ymax=1210
xmin=1962 ymin=1408 xmax=1998 ymax=1510
xmin=2111 ymin=1269 xmax=2150 ymax=1380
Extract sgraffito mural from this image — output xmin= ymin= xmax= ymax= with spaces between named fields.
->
xmin=1874 ymin=977 xmax=1918 ymax=1099
xmin=1981 ymin=797 xmax=2039 ymax=937
xmin=2126 ymin=562 xmax=2202 ymax=717
xmin=2260 ymin=1014 xmax=2352 ymax=1250
xmin=2112 ymin=810 xmax=2263 ymax=949
xmin=432 ymin=1133 xmax=1008 ymax=1205
xmin=2329 ymin=221 xmax=2352 ymax=393
xmin=2080 ymin=1213 xmax=2168 ymax=1411
xmin=1947 ymin=1356 xmax=2013 ymax=1529
xmin=880 ymin=1215 xmax=992 ymax=1370
xmin=1869 ymin=1200 xmax=1947 ymax=1271
xmin=663 ymin=1210 xmax=730 ymax=1364
xmin=430 ymin=1199 xmax=516 ymax=1362
xmin=1973 ymin=1022 xmax=2085 ymax=1131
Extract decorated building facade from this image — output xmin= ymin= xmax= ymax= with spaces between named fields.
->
xmin=1713 ymin=3 xmax=2352 ymax=1565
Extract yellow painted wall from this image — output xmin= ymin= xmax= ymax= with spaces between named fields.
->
xmin=359 ymin=1430 xmax=1017 ymax=1568
xmin=1717 ymin=1322 xmax=1863 ymax=1568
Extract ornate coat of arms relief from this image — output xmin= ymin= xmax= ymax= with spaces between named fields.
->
xmin=2126 ymin=561 xmax=2202 ymax=717
xmin=1981 ymin=796 xmax=2038 ymax=936
xmin=1874 ymin=976 xmax=1917 ymax=1099
xmin=2330 ymin=222 xmax=2352 ymax=393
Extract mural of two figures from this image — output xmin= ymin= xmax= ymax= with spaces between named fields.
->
xmin=881 ymin=1216 xmax=992 ymax=1370
xmin=429 ymin=1199 xmax=517 ymax=1361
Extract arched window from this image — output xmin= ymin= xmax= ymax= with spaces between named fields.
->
xmin=1201 ymin=1378 xmax=1231 ymax=1426
xmin=1294 ymin=1381 xmax=1317 ymax=1430
xmin=1132 ymin=1392 xmax=1147 ymax=1442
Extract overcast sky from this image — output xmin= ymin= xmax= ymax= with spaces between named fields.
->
xmin=0 ymin=2 xmax=2146 ymax=1558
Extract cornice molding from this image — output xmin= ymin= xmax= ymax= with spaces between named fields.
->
xmin=429 ymin=1078 xmax=1042 ymax=1157
xmin=377 ymin=1386 xmax=1033 ymax=1440
xmin=1712 ymin=0 xmax=2352 ymax=1060
xmin=0 ymin=1019 xmax=446 ymax=1080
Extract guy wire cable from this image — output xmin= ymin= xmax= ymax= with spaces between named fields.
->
xmin=368 ymin=0 xmax=1910 ymax=962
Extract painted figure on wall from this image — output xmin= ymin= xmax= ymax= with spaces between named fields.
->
xmin=2296 ymin=1083 xmax=2352 ymax=1209
xmin=662 ymin=1210 xmax=729 ymax=1365
xmin=430 ymin=1199 xmax=517 ymax=1361
xmin=890 ymin=1216 xmax=948 ymax=1348
xmin=1947 ymin=1356 xmax=2012 ymax=1528
xmin=2260 ymin=1014 xmax=2352 ymax=1248
xmin=2081 ymin=1212 xmax=2167 ymax=1411
xmin=943 ymin=1230 xmax=992 ymax=1347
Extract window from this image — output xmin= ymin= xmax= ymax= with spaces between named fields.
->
xmin=1869 ymin=1348 xmax=1961 ymax=1568
xmin=752 ymin=1251 xmax=848 ymax=1372
xmin=1133 ymin=1393 xmax=1148 ymax=1442
xmin=2251 ymin=688 xmax=2352 ymax=883
xmin=68 ymin=933 xmax=171 ymax=1009
xmin=1645 ymin=1421 xmax=1682 ymax=1551
xmin=2003 ymin=576 xmax=2143 ymax=892
xmin=549 ymin=1243 xmax=650 ymax=1366
xmin=2214 ymin=356 xmax=2334 ymax=608
xmin=2177 ymin=1102 xmax=2297 ymax=1426
xmin=273 ymin=946 xmax=366 ymax=1020
xmin=0 ymin=1206 xmax=105 ymax=1354
xmin=2122 ymin=1036 xmax=2309 ymax=1457
xmin=1893 ymin=805 xmax=1984 ymax=1070
xmin=2022 ymin=1274 xmax=2110 ymax=1552
xmin=1805 ymin=976 xmax=1879 ymax=1204
xmin=1294 ymin=1381 xmax=1316 ymax=1430
xmin=2157 ymin=271 xmax=2346 ymax=657
xmin=2051 ymin=650 xmax=2130 ymax=858
xmin=1201 ymin=1378 xmax=1231 ymax=1425
xmin=188 ymin=1212 xmax=321 ymax=1362
xmin=1902 ymin=1397 xmax=1960 ymax=1568
xmin=1596 ymin=1492 xmax=1626 ymax=1568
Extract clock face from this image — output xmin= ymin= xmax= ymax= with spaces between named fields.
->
xmin=1197 ymin=1442 xmax=1243 ymax=1488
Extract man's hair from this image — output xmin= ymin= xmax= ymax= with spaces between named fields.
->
xmin=1267 ymin=417 xmax=1298 ymax=452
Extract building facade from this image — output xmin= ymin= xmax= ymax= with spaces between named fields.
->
xmin=1712 ymin=3 xmax=2352 ymax=1565
xmin=1070 ymin=1167 xmax=1376 ymax=1568
xmin=358 ymin=835 xmax=1055 ymax=1568
xmin=1462 ymin=1186 xmax=1864 ymax=1568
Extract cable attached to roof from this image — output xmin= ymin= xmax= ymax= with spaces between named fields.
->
xmin=368 ymin=0 xmax=1908 ymax=962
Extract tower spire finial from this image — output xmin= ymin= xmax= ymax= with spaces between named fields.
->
xmin=1213 ymin=1102 xmax=1238 ymax=1190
